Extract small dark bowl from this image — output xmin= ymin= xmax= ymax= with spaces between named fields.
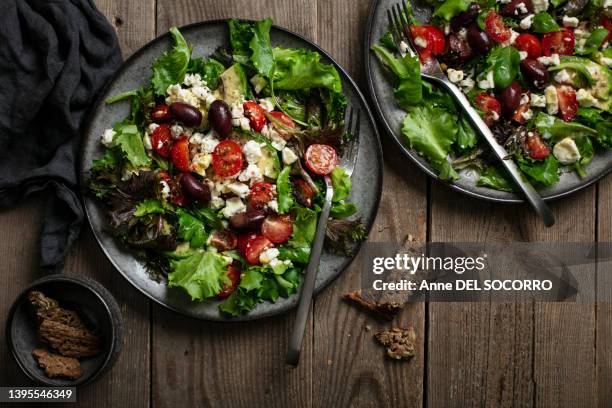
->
xmin=5 ymin=274 xmax=123 ymax=386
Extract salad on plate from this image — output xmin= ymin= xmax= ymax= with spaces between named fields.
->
xmin=373 ymin=0 xmax=611 ymax=191
xmin=87 ymin=19 xmax=365 ymax=316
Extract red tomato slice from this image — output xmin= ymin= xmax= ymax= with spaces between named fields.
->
xmin=243 ymin=101 xmax=267 ymax=132
xmin=525 ymin=133 xmax=550 ymax=160
xmin=542 ymin=29 xmax=575 ymax=56
xmin=602 ymin=17 xmax=612 ymax=44
xmin=474 ymin=93 xmax=502 ymax=125
xmin=212 ymin=140 xmax=244 ymax=177
xmin=514 ymin=33 xmax=542 ymax=59
xmin=217 ymin=265 xmax=241 ymax=299
xmin=411 ymin=25 xmax=446 ymax=55
xmin=238 ymin=232 xmax=258 ymax=258
xmin=151 ymin=104 xmax=172 ymax=122
xmin=244 ymin=235 xmax=274 ymax=265
xmin=304 ymin=144 xmax=338 ymax=176
xmin=170 ymin=137 xmax=190 ymax=172
xmin=261 ymin=215 xmax=293 ymax=244
xmin=484 ymin=11 xmax=512 ymax=43
xmin=151 ymin=124 xmax=173 ymax=158
xmin=556 ymin=85 xmax=578 ymax=122
xmin=249 ymin=182 xmax=275 ymax=208
xmin=512 ymin=100 xmax=531 ymax=125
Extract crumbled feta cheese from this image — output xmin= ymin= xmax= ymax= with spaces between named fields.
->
xmin=562 ymin=16 xmax=579 ymax=27
xmin=545 ymin=85 xmax=559 ymax=115
xmin=554 ymin=69 xmax=572 ymax=84
xmin=222 ymin=197 xmax=246 ymax=219
xmin=232 ymin=117 xmax=251 ymax=131
xmin=538 ymin=53 xmax=560 ymax=66
xmin=243 ymin=140 xmax=263 ymax=163
xmin=443 ymin=24 xmax=451 ymax=36
xmin=519 ymin=50 xmax=528 ymax=60
xmin=259 ymin=97 xmax=275 ymax=112
xmin=148 ymin=123 xmax=159 ymax=133
xmin=192 ymin=133 xmax=220 ymax=154
xmin=166 ymin=84 xmax=199 ymax=107
xmin=227 ymin=182 xmax=250 ymax=198
xmin=210 ymin=196 xmax=225 ymax=210
xmin=478 ymin=71 xmax=495 ymax=89
xmin=261 ymin=125 xmax=286 ymax=150
xmin=160 ymin=181 xmax=170 ymax=200
xmin=101 ymin=129 xmax=115 ymax=147
xmin=282 ymin=147 xmax=299 ymax=165
xmin=521 ymin=109 xmax=534 ymax=121
xmin=503 ymin=30 xmax=520 ymax=46
xmin=230 ymin=100 xmax=245 ymax=118
xmin=259 ymin=247 xmax=280 ymax=264
xmin=576 ymin=88 xmax=597 ymax=107
xmin=399 ymin=40 xmax=410 ymax=53
xmin=553 ymin=137 xmax=581 ymax=164
xmin=269 ymin=258 xmax=292 ymax=268
xmin=143 ymin=133 xmax=152 ymax=150
xmin=531 ymin=0 xmax=549 ymax=13
xmin=184 ymin=73 xmax=205 ymax=88
xmin=459 ymin=77 xmax=475 ymax=92
xmin=520 ymin=93 xmax=530 ymax=105
xmin=491 ymin=110 xmax=500 ymax=121
xmin=516 ymin=2 xmax=528 ymax=14
xmin=530 ymin=93 xmax=546 ymax=107
xmin=238 ymin=163 xmax=263 ymax=183
xmin=191 ymin=153 xmax=212 ymax=176
xmin=170 ymin=124 xmax=184 ymax=139
xmin=447 ymin=68 xmax=464 ymax=83
xmin=605 ymin=0 xmax=612 ymax=8
xmin=267 ymin=199 xmax=279 ymax=213
xmin=414 ymin=36 xmax=428 ymax=48
xmin=520 ymin=14 xmax=534 ymax=30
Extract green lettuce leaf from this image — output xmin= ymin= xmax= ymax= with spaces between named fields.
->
xmin=331 ymin=167 xmax=351 ymax=202
xmin=187 ymin=58 xmax=225 ymax=89
xmin=134 ymin=199 xmax=165 ymax=217
xmin=477 ymin=166 xmax=516 ymax=192
xmin=535 ymin=112 xmax=597 ymax=141
xmin=573 ymin=136 xmax=595 ymax=177
xmin=176 ymin=208 xmax=207 ymax=248
xmin=288 ymin=207 xmax=317 ymax=249
xmin=531 ymin=12 xmax=560 ymax=33
xmin=112 ymin=122 xmax=151 ymax=168
xmin=486 ymin=46 xmax=520 ymax=89
xmin=250 ymin=18 xmax=275 ymax=77
xmin=575 ymin=108 xmax=612 ymax=148
xmin=272 ymin=48 xmax=342 ymax=93
xmin=371 ymin=44 xmax=422 ymax=108
xmin=517 ymin=155 xmax=560 ymax=186
xmin=457 ymin=116 xmax=478 ymax=152
xmin=401 ymin=105 xmax=459 ymax=180
xmin=575 ymin=28 xmax=609 ymax=55
xmin=151 ymin=27 xmax=192 ymax=96
xmin=168 ymin=250 xmax=230 ymax=301
xmin=276 ymin=166 xmax=294 ymax=213
xmin=433 ymin=0 xmax=470 ymax=20
xmin=330 ymin=203 xmax=357 ymax=219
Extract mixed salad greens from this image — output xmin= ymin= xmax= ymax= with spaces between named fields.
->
xmin=87 ymin=19 xmax=365 ymax=316
xmin=373 ymin=0 xmax=611 ymax=191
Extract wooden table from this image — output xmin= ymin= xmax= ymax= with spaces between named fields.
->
xmin=1 ymin=0 xmax=610 ymax=406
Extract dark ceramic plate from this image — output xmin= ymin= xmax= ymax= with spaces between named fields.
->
xmin=365 ymin=0 xmax=612 ymax=203
xmin=6 ymin=274 xmax=123 ymax=386
xmin=80 ymin=21 xmax=383 ymax=321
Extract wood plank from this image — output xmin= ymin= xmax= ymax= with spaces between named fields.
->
xmin=597 ymin=175 xmax=612 ymax=408
xmin=151 ymin=2 xmax=318 ymax=407
xmin=427 ymin=184 xmax=597 ymax=408
xmin=312 ymin=1 xmax=427 ymax=406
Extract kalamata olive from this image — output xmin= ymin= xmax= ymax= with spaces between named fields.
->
xmin=208 ymin=100 xmax=233 ymax=138
xmin=448 ymin=33 xmax=474 ymax=61
xmin=151 ymin=104 xmax=172 ymax=122
xmin=500 ymin=0 xmax=533 ymax=19
xmin=169 ymin=102 xmax=202 ymax=128
xmin=520 ymin=58 xmax=549 ymax=88
xmin=209 ymin=230 xmax=238 ymax=251
xmin=229 ymin=209 xmax=266 ymax=231
xmin=467 ymin=24 xmax=492 ymax=54
xmin=451 ymin=4 xmax=480 ymax=31
xmin=499 ymin=81 xmax=522 ymax=118
xmin=180 ymin=173 xmax=211 ymax=203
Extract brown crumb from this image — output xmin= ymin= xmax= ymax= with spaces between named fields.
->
xmin=375 ymin=327 xmax=416 ymax=360
xmin=28 ymin=291 xmax=86 ymax=329
xmin=343 ymin=290 xmax=404 ymax=321
xmin=32 ymin=348 xmax=83 ymax=380
xmin=39 ymin=319 xmax=101 ymax=358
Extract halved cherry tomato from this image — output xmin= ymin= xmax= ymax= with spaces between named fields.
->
xmin=151 ymin=104 xmax=172 ymax=122
xmin=525 ymin=133 xmax=550 ymax=160
xmin=512 ymin=100 xmax=531 ymax=124
xmin=514 ymin=33 xmax=542 ymax=59
xmin=169 ymin=174 xmax=190 ymax=207
xmin=602 ymin=17 xmax=612 ymax=44
xmin=243 ymin=235 xmax=274 ymax=265
xmin=212 ymin=140 xmax=244 ymax=177
xmin=484 ymin=11 xmax=512 ymax=43
xmin=411 ymin=25 xmax=446 ymax=55
xmin=243 ymin=101 xmax=266 ymax=132
xmin=238 ymin=232 xmax=258 ymax=258
xmin=217 ymin=265 xmax=241 ymax=299
xmin=209 ymin=230 xmax=238 ymax=252
xmin=304 ymin=144 xmax=338 ymax=176
xmin=556 ymin=85 xmax=578 ymax=122
xmin=170 ymin=137 xmax=190 ymax=172
xmin=542 ymin=29 xmax=575 ymax=56
xmin=151 ymin=124 xmax=173 ymax=158
xmin=261 ymin=214 xmax=293 ymax=244
xmin=268 ymin=111 xmax=297 ymax=136
xmin=249 ymin=182 xmax=275 ymax=208
xmin=474 ymin=93 xmax=502 ymax=125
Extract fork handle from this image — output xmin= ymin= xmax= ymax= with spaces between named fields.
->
xmin=286 ymin=175 xmax=333 ymax=367
xmin=434 ymin=79 xmax=555 ymax=227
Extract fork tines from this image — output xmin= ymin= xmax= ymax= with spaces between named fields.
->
xmin=342 ymin=106 xmax=361 ymax=176
xmin=387 ymin=1 xmax=417 ymax=56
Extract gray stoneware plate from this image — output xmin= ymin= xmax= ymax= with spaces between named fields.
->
xmin=80 ymin=21 xmax=383 ymax=321
xmin=365 ymin=0 xmax=612 ymax=203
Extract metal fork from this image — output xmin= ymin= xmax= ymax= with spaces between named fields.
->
xmin=388 ymin=1 xmax=555 ymax=227
xmin=286 ymin=107 xmax=361 ymax=367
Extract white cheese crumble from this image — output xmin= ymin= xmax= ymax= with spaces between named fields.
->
xmin=531 ymin=0 xmax=549 ymax=13
xmin=576 ymin=88 xmax=597 ymax=107
xmin=267 ymin=199 xmax=279 ymax=213
xmin=459 ymin=77 xmax=475 ymax=92
xmin=553 ymin=137 xmax=581 ymax=164
xmin=166 ymin=84 xmax=199 ymax=107
xmin=521 ymin=109 xmax=534 ymax=121
xmin=538 ymin=53 xmax=560 ymax=66
xmin=222 ymin=197 xmax=246 ymax=219
xmin=160 ymin=181 xmax=170 ymax=200
xmin=227 ymin=182 xmax=250 ymax=199
xmin=530 ymin=93 xmax=546 ymax=107
xmin=261 ymin=125 xmax=287 ymax=150
xmin=243 ymin=140 xmax=263 ymax=163
xmin=232 ymin=117 xmax=251 ymax=131
xmin=478 ymin=71 xmax=495 ymax=89
xmin=520 ymin=14 xmax=534 ymax=30
xmin=259 ymin=97 xmax=276 ymax=112
xmin=447 ymin=68 xmax=464 ymax=83
xmin=519 ymin=51 xmax=528 ymax=60
xmin=520 ymin=93 xmax=530 ymax=105
xmin=553 ymin=69 xmax=572 ymax=84
xmin=516 ymin=2 xmax=528 ymax=14
xmin=143 ymin=133 xmax=152 ymax=151
xmin=190 ymin=132 xmax=220 ymax=154
xmin=399 ymin=40 xmax=410 ymax=53
xmin=282 ymin=147 xmax=299 ymax=165
xmin=170 ymin=124 xmax=184 ymax=139
xmin=491 ymin=110 xmax=500 ymax=121
xmin=238 ymin=163 xmax=263 ymax=184
xmin=191 ymin=153 xmax=212 ymax=176
xmin=544 ymin=85 xmax=559 ymax=115
xmin=101 ymin=129 xmax=115 ymax=147
xmin=210 ymin=197 xmax=225 ymax=210
xmin=562 ymin=16 xmax=579 ymax=27
xmin=259 ymin=247 xmax=280 ymax=264
xmin=414 ymin=36 xmax=428 ymax=48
